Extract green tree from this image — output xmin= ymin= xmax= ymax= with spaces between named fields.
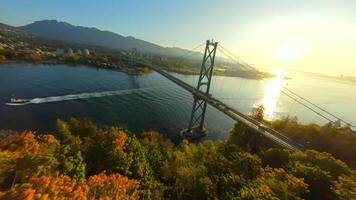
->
xmin=55 ymin=118 xmax=125 ymax=176
xmin=227 ymin=105 xmax=274 ymax=153
xmin=332 ymin=174 xmax=356 ymax=200
xmin=56 ymin=145 xmax=86 ymax=180
xmin=238 ymin=168 xmax=308 ymax=200
xmin=138 ymin=131 xmax=173 ymax=180
xmin=207 ymin=144 xmax=263 ymax=199
xmin=271 ymin=117 xmax=356 ymax=167
xmin=160 ymin=140 xmax=221 ymax=199
xmin=0 ymin=55 xmax=6 ymax=62
xmin=286 ymin=151 xmax=350 ymax=199
xmin=286 ymin=161 xmax=333 ymax=199
xmin=261 ymin=148 xmax=290 ymax=168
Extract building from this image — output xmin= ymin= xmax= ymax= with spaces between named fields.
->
xmin=67 ymin=48 xmax=73 ymax=54
xmin=83 ymin=49 xmax=90 ymax=56
xmin=145 ymin=54 xmax=153 ymax=60
xmin=55 ymin=48 xmax=64 ymax=56
xmin=76 ymin=49 xmax=82 ymax=55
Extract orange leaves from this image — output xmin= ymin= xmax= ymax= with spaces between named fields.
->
xmin=87 ymin=172 xmax=140 ymax=199
xmin=113 ymin=131 xmax=127 ymax=153
xmin=0 ymin=131 xmax=39 ymax=153
xmin=0 ymin=131 xmax=60 ymax=154
xmin=262 ymin=167 xmax=309 ymax=197
xmin=1 ymin=172 xmax=140 ymax=200
xmin=38 ymin=134 xmax=59 ymax=145
xmin=0 ymin=131 xmax=61 ymax=190
xmin=2 ymin=173 xmax=84 ymax=199
xmin=20 ymin=188 xmax=35 ymax=200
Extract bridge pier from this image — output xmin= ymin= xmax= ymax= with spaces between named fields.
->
xmin=181 ymin=40 xmax=218 ymax=140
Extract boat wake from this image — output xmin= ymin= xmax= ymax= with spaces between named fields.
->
xmin=5 ymin=87 xmax=161 ymax=106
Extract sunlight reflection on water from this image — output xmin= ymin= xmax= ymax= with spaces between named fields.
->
xmin=261 ymin=77 xmax=286 ymax=120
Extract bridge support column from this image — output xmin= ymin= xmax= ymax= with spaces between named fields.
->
xmin=181 ymin=40 xmax=218 ymax=140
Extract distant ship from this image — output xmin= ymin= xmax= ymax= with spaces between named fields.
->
xmin=6 ymin=96 xmax=29 ymax=106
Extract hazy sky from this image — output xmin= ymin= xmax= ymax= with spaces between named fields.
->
xmin=0 ymin=0 xmax=355 ymax=76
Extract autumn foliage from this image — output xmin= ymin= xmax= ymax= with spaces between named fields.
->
xmin=1 ymin=172 xmax=139 ymax=200
xmin=0 ymin=118 xmax=355 ymax=199
xmin=0 ymin=130 xmax=140 ymax=199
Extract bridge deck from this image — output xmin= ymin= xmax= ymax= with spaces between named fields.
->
xmin=140 ymin=62 xmax=302 ymax=152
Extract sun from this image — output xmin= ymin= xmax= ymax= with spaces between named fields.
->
xmin=275 ymin=37 xmax=305 ymax=61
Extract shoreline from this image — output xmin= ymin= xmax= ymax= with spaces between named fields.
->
xmin=0 ymin=60 xmax=149 ymax=76
xmin=0 ymin=60 xmax=274 ymax=79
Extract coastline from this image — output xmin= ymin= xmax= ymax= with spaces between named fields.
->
xmin=0 ymin=60 xmax=274 ymax=79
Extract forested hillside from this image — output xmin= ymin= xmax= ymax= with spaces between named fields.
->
xmin=0 ymin=113 xmax=355 ymax=199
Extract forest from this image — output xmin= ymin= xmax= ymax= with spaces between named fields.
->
xmin=0 ymin=108 xmax=355 ymax=199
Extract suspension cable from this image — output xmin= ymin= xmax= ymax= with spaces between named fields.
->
xmin=174 ymin=43 xmax=205 ymax=61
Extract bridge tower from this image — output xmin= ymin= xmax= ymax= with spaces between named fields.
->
xmin=181 ymin=40 xmax=218 ymax=139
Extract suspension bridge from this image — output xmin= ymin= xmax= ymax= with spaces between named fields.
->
xmin=136 ymin=40 xmax=355 ymax=152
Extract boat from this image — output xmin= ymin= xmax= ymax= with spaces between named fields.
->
xmin=6 ymin=95 xmax=29 ymax=106
xmin=10 ymin=95 xmax=29 ymax=103
xmin=10 ymin=98 xmax=28 ymax=103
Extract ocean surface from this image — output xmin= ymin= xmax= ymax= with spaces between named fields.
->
xmin=0 ymin=64 xmax=355 ymax=141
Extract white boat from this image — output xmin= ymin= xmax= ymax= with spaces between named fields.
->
xmin=6 ymin=96 xmax=29 ymax=106
xmin=10 ymin=98 xmax=29 ymax=103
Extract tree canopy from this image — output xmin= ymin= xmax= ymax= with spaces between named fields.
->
xmin=0 ymin=117 xmax=355 ymax=199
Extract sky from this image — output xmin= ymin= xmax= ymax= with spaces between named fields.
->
xmin=0 ymin=0 xmax=355 ymax=76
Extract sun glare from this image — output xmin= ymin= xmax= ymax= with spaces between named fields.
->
xmin=272 ymin=69 xmax=288 ymax=78
xmin=275 ymin=37 xmax=305 ymax=62
xmin=261 ymin=77 xmax=286 ymax=120
xmin=258 ymin=70 xmax=288 ymax=120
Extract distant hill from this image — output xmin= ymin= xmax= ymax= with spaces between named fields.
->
xmin=0 ymin=22 xmax=30 ymax=37
xmin=19 ymin=20 xmax=195 ymax=57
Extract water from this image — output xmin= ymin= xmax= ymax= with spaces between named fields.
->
xmin=0 ymin=64 xmax=355 ymax=141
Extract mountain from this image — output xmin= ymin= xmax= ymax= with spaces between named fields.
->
xmin=19 ymin=20 xmax=194 ymax=57
xmin=0 ymin=22 xmax=31 ymax=37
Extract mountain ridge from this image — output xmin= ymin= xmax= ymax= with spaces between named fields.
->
xmin=18 ymin=19 xmax=194 ymax=57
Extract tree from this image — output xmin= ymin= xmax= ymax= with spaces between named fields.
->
xmin=86 ymin=172 xmax=140 ymax=199
xmin=160 ymin=140 xmax=221 ymax=199
xmin=261 ymin=148 xmax=290 ymax=168
xmin=0 ymin=132 xmax=59 ymax=190
xmin=207 ymin=144 xmax=263 ymax=199
xmin=290 ymin=150 xmax=350 ymax=179
xmin=138 ymin=131 xmax=173 ymax=179
xmin=332 ymin=174 xmax=356 ymax=200
xmin=271 ymin=117 xmax=356 ymax=168
xmin=0 ymin=55 xmax=6 ymax=62
xmin=24 ymin=52 xmax=44 ymax=62
xmin=227 ymin=105 xmax=274 ymax=153
xmin=1 ymin=172 xmax=140 ymax=200
xmin=286 ymin=151 xmax=350 ymax=200
xmin=60 ymin=54 xmax=82 ymax=62
xmin=238 ymin=168 xmax=308 ymax=200
xmin=55 ymin=118 xmax=127 ymax=176
xmin=286 ymin=161 xmax=333 ymax=199
xmin=56 ymin=145 xmax=86 ymax=180
xmin=1 ymin=118 xmax=354 ymax=199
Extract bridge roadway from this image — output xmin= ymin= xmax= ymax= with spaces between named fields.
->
xmin=138 ymin=61 xmax=303 ymax=152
